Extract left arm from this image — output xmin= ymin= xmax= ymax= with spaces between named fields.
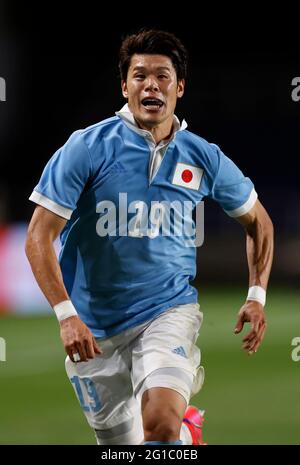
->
xmin=234 ymin=199 xmax=274 ymax=354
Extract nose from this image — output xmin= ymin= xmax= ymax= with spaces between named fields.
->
xmin=144 ymin=77 xmax=159 ymax=92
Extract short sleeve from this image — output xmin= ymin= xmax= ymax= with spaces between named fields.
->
xmin=209 ymin=144 xmax=257 ymax=217
xmin=29 ymin=131 xmax=92 ymax=219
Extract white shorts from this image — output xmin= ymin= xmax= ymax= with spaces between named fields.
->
xmin=65 ymin=303 xmax=205 ymax=444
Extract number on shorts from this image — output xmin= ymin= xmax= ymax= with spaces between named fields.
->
xmin=70 ymin=376 xmax=102 ymax=413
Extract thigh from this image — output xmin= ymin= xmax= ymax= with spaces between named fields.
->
xmin=131 ymin=303 xmax=204 ymax=401
xmin=65 ymin=336 xmax=139 ymax=433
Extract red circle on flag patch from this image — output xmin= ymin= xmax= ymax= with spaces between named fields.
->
xmin=181 ymin=169 xmax=193 ymax=183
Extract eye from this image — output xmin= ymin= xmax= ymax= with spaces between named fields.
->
xmin=158 ymin=74 xmax=168 ymax=79
xmin=134 ymin=74 xmax=145 ymax=80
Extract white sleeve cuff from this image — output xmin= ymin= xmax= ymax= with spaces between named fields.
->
xmin=225 ymin=188 xmax=258 ymax=218
xmin=29 ymin=191 xmax=73 ymax=220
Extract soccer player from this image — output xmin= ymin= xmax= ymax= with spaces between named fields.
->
xmin=25 ymin=29 xmax=274 ymax=445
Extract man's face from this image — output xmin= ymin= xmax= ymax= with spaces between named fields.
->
xmin=121 ymin=54 xmax=185 ymax=130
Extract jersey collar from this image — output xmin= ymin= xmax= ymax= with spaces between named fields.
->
xmin=115 ymin=104 xmax=188 ymax=143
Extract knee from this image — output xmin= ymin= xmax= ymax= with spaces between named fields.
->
xmin=143 ymin=409 xmax=181 ymax=442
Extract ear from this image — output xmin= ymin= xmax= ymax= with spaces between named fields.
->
xmin=121 ymin=80 xmax=128 ymax=98
xmin=177 ymin=79 xmax=185 ymax=99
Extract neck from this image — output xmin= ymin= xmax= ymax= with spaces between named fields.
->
xmin=135 ymin=117 xmax=174 ymax=144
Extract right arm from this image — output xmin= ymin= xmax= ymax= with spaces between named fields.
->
xmin=25 ymin=205 xmax=101 ymax=361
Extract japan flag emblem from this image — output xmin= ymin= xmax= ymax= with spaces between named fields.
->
xmin=172 ymin=162 xmax=203 ymax=191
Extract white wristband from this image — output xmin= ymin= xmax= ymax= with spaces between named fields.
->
xmin=247 ymin=286 xmax=266 ymax=307
xmin=53 ymin=300 xmax=78 ymax=321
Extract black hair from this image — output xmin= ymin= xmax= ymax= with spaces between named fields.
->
xmin=119 ymin=29 xmax=188 ymax=81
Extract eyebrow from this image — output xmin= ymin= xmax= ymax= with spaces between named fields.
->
xmin=132 ymin=66 xmax=171 ymax=72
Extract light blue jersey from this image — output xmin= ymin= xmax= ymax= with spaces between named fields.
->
xmin=29 ymin=107 xmax=257 ymax=337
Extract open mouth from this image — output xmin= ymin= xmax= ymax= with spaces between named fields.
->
xmin=141 ymin=98 xmax=164 ymax=110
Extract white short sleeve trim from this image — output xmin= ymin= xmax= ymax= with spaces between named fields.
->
xmin=224 ymin=188 xmax=258 ymax=218
xmin=29 ymin=191 xmax=73 ymax=220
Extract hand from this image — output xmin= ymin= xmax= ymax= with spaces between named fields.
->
xmin=60 ymin=315 xmax=102 ymax=362
xmin=234 ymin=301 xmax=267 ymax=354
